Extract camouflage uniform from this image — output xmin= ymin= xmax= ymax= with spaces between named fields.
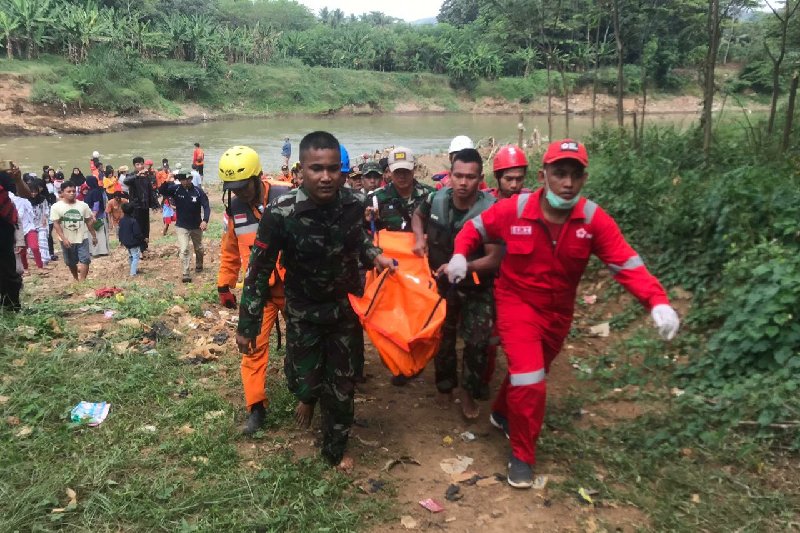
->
xmin=367 ymin=181 xmax=434 ymax=232
xmin=239 ymin=186 xmax=382 ymax=465
xmin=416 ymin=189 xmax=496 ymax=400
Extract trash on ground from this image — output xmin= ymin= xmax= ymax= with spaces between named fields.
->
xmin=533 ymin=475 xmax=549 ymax=490
xmin=583 ymin=294 xmax=597 ymax=305
xmin=70 ymin=401 xmax=110 ymax=426
xmin=588 ymin=322 xmax=610 ymax=337
xmin=419 ymin=498 xmax=445 ymax=513
xmin=51 ymin=488 xmax=78 ymax=513
xmin=383 ymin=456 xmax=421 ymax=472
xmin=442 ymin=435 xmax=454 ymax=446
xmin=212 ymin=332 xmax=229 ymax=345
xmin=445 ymin=484 xmax=462 ymax=501
xmin=691 ymin=493 xmax=701 ymax=504
xmin=400 ymin=515 xmax=418 ymax=529
xmin=0 ymin=395 xmax=9 ymax=404
xmin=452 ymin=470 xmax=481 ymax=484
xmin=95 ymin=287 xmax=122 ymax=298
xmin=15 ymin=325 xmax=36 ymax=339
xmin=671 ymin=387 xmax=685 ymax=397
xmin=103 ymin=310 xmax=116 ymax=319
xmin=359 ymin=478 xmax=385 ymax=494
xmin=476 ymin=476 xmax=500 ymax=487
xmin=577 ymin=487 xmax=596 ymax=505
xmin=204 ymin=410 xmax=226 ymax=420
xmin=117 ymin=318 xmax=142 ymax=328
xmin=356 ymin=435 xmax=379 ymax=447
xmin=459 ymin=431 xmax=476 ymax=442
xmin=15 ymin=425 xmax=32 ymax=438
xmin=141 ymin=425 xmax=157 ymax=432
xmin=440 ymin=455 xmax=474 ymax=475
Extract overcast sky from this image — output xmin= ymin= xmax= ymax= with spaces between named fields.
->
xmin=297 ymin=0 xmax=443 ymax=22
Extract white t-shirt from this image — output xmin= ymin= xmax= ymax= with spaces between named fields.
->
xmin=9 ymin=193 xmax=36 ymax=234
xmin=50 ymin=200 xmax=92 ymax=244
xmin=191 ymin=170 xmax=203 ymax=189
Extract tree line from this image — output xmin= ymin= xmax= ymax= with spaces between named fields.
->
xmin=1 ymin=0 xmax=798 ymax=148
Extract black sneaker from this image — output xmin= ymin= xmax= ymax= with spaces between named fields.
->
xmin=182 ymin=275 xmax=191 ymax=283
xmin=489 ymin=411 xmax=510 ymax=439
xmin=243 ymin=403 xmax=266 ymax=435
xmin=195 ymin=265 xmax=203 ymax=273
xmin=507 ymin=456 xmax=533 ymax=489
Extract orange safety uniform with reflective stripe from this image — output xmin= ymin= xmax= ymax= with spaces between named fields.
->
xmin=217 ymin=177 xmax=291 ymax=409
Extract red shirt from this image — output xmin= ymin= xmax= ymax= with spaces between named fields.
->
xmin=454 ymin=187 xmax=669 ymax=313
xmin=193 ymin=148 xmax=204 ymax=166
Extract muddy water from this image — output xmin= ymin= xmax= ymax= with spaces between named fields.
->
xmin=0 ymin=112 xmax=696 ymax=179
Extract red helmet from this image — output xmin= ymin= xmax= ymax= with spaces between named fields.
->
xmin=493 ymin=145 xmax=528 ymax=172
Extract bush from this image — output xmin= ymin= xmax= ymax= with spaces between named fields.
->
xmin=587 ymin=122 xmax=800 ymax=441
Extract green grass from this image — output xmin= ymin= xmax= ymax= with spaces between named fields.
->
xmin=0 ymin=287 xmax=389 ymax=531
xmin=533 ymin=311 xmax=800 ymax=532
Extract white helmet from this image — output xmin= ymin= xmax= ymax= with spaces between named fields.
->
xmin=448 ymin=135 xmax=474 ymax=154
xmin=92 ymin=150 xmax=100 ymax=159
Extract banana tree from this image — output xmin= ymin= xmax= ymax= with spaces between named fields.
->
xmin=0 ymin=10 xmax=20 ymax=60
xmin=6 ymin=0 xmax=54 ymax=59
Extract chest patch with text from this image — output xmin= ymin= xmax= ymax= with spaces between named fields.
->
xmin=511 ymin=225 xmax=533 ymax=235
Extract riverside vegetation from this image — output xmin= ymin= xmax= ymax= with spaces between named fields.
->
xmin=1 ymin=121 xmax=799 ymax=531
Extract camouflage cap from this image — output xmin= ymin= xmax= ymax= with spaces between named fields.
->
xmin=361 ymin=162 xmax=382 ymax=176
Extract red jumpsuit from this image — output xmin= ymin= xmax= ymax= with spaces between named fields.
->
xmin=454 ymin=188 xmax=670 ymax=464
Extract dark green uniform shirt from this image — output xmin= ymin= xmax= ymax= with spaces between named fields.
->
xmin=238 ymin=186 xmax=382 ymax=337
xmin=366 ymin=181 xmax=434 ymax=232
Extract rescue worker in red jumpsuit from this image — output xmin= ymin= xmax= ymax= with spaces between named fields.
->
xmin=481 ymin=145 xmax=531 ymax=395
xmin=448 ymin=139 xmax=680 ymax=488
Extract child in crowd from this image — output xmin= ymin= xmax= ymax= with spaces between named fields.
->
xmin=105 ymin=191 xmax=127 ymax=232
xmin=162 ymin=196 xmax=176 ymax=236
xmin=118 ymin=202 xmax=146 ymax=276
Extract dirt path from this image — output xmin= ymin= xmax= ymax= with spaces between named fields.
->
xmin=22 ymin=206 xmax=652 ymax=532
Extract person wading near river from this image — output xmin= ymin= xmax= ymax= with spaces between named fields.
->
xmin=124 ymin=156 xmax=159 ymax=254
xmin=159 ymin=170 xmax=210 ymax=283
xmin=50 ymin=181 xmax=97 ymax=282
xmin=192 ymin=143 xmax=204 ymax=177
xmin=236 ymin=131 xmax=396 ymax=470
xmin=412 ymin=148 xmax=502 ymax=419
xmin=281 ymin=137 xmax=292 ymax=167
xmin=448 ymin=139 xmax=681 ymax=488
xmin=217 ymin=146 xmax=292 ymax=435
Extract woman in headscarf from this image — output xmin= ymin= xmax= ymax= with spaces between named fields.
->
xmin=26 ymin=177 xmax=52 ymax=265
xmin=84 ymin=176 xmax=109 ymax=257
xmin=70 ymin=168 xmax=88 ymax=201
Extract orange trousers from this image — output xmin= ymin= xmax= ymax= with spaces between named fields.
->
xmin=241 ymin=285 xmax=285 ymax=410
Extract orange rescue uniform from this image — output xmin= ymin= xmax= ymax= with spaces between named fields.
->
xmin=217 ymin=178 xmax=291 ymax=409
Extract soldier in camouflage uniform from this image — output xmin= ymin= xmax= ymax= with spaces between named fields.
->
xmin=237 ymin=131 xmax=396 ymax=470
xmin=411 ymin=148 xmax=502 ymax=419
xmin=366 ymin=147 xmax=434 ymax=232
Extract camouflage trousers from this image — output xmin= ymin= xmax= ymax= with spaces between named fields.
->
xmin=284 ymin=308 xmax=360 ymax=465
xmin=434 ymin=287 xmax=494 ymax=400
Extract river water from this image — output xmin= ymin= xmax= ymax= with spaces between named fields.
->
xmin=0 ymin=113 xmax=697 ymax=179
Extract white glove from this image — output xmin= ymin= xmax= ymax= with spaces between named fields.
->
xmin=651 ymin=304 xmax=680 ymax=341
xmin=447 ymin=254 xmax=468 ymax=284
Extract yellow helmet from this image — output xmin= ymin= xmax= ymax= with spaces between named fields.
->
xmin=218 ymin=146 xmax=262 ymax=190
